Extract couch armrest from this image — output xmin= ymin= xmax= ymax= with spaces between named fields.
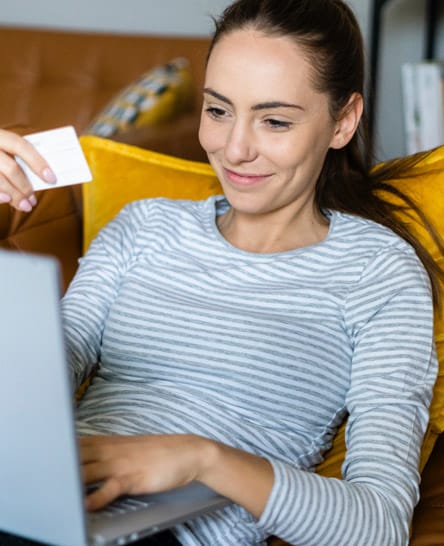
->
xmin=0 ymin=186 xmax=82 ymax=291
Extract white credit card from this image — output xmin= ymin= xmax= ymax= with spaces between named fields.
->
xmin=16 ymin=126 xmax=92 ymax=191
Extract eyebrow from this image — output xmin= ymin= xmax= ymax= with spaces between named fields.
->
xmin=203 ymin=88 xmax=304 ymax=111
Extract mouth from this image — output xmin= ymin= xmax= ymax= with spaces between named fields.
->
xmin=223 ymin=167 xmax=272 ymax=187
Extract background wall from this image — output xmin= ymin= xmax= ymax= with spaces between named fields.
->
xmin=373 ymin=0 xmax=444 ymax=161
xmin=1 ymin=0 xmax=442 ymax=161
xmin=0 ymin=0 xmax=231 ymax=36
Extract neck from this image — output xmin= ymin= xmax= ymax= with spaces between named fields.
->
xmin=217 ymin=205 xmax=329 ymax=254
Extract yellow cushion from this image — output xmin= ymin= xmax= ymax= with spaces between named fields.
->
xmin=81 ymin=136 xmax=222 ymax=251
xmin=318 ymin=148 xmax=444 ymax=475
xmin=85 ymin=58 xmax=194 ymax=138
xmin=375 ymin=148 xmax=444 ymax=436
xmin=80 ymin=135 xmax=444 ymax=475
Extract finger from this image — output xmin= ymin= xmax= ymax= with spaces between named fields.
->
xmin=0 ymin=160 xmax=35 ymax=211
xmin=85 ymin=478 xmax=125 ymax=511
xmin=0 ymin=129 xmax=56 ymax=186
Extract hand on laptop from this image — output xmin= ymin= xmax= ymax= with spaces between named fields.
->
xmin=0 ymin=128 xmax=56 ymax=212
xmin=80 ymin=432 xmax=274 ymax=520
xmin=80 ymin=434 xmax=210 ymax=511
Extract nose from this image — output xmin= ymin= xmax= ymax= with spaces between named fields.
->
xmin=224 ymin=118 xmax=257 ymax=164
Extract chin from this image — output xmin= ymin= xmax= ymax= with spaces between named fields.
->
xmin=222 ymin=189 xmax=271 ymax=216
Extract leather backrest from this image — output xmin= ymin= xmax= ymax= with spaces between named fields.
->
xmin=0 ymin=25 xmax=210 ymax=134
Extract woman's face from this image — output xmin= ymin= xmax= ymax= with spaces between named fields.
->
xmin=199 ymin=28 xmax=356 ymax=220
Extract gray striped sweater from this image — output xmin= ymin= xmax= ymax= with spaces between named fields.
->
xmin=62 ymin=195 xmax=437 ymax=546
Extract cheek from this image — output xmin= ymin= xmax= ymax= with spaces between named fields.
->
xmin=265 ymin=138 xmax=301 ymax=170
xmin=198 ymin=119 xmax=223 ymax=154
xmin=275 ymin=127 xmax=331 ymax=166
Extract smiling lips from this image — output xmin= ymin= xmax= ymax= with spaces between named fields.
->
xmin=223 ymin=167 xmax=272 ymax=187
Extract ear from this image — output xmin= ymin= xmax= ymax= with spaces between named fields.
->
xmin=329 ymin=93 xmax=363 ymax=150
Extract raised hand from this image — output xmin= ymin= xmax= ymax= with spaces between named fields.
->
xmin=0 ymin=128 xmax=56 ymax=211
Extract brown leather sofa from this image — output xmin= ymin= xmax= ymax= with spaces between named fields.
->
xmin=0 ymin=25 xmax=443 ymax=546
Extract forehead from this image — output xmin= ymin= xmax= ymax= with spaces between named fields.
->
xmin=205 ymin=29 xmax=318 ymax=102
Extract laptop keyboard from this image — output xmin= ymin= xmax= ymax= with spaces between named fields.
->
xmin=89 ymin=496 xmax=156 ymax=521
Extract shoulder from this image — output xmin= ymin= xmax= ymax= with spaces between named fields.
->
xmin=329 ymin=211 xmax=425 ymax=272
xmin=329 ymin=210 xmax=432 ymax=302
xmin=331 ymin=213 xmax=433 ymax=326
xmin=89 ymin=196 xmax=219 ymax=255
xmin=120 ymin=195 xmax=219 ymax=224
xmin=330 ymin=210 xmax=413 ymax=252
xmin=100 ymin=195 xmax=222 ymax=251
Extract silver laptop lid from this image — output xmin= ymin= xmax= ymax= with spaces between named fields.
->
xmin=0 ymin=250 xmax=88 ymax=546
xmin=0 ymin=250 xmax=230 ymax=546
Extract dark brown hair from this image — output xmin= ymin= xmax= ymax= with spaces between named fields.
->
xmin=209 ymin=0 xmax=444 ymax=307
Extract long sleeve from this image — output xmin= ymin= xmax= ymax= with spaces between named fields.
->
xmin=256 ymin=246 xmax=437 ymax=546
xmin=62 ymin=203 xmax=143 ymax=389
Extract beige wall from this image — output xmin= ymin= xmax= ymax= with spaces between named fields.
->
xmin=0 ymin=0 xmax=230 ymax=36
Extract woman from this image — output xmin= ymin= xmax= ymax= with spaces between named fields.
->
xmin=0 ymin=1 xmax=441 ymax=545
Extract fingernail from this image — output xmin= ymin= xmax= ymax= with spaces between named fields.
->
xmin=0 ymin=192 xmax=12 ymax=203
xmin=42 ymin=167 xmax=57 ymax=184
xmin=18 ymin=198 xmax=33 ymax=212
xmin=28 ymin=193 xmax=37 ymax=207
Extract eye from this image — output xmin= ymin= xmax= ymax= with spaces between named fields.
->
xmin=264 ymin=118 xmax=293 ymax=130
xmin=205 ymin=106 xmax=229 ymax=120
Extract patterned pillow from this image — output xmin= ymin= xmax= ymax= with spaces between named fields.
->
xmin=86 ymin=58 xmax=193 ymax=138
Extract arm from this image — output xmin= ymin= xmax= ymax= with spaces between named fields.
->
xmin=80 ymin=245 xmax=437 ymax=546
xmin=62 ymin=203 xmax=143 ymax=389
xmin=81 ymin=433 xmax=274 ymax=518
xmin=256 ymin=246 xmax=437 ymax=545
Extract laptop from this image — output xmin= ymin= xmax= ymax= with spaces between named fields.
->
xmin=0 ymin=250 xmax=229 ymax=546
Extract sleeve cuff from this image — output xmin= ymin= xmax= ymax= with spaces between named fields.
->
xmin=256 ymin=457 xmax=300 ymax=537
